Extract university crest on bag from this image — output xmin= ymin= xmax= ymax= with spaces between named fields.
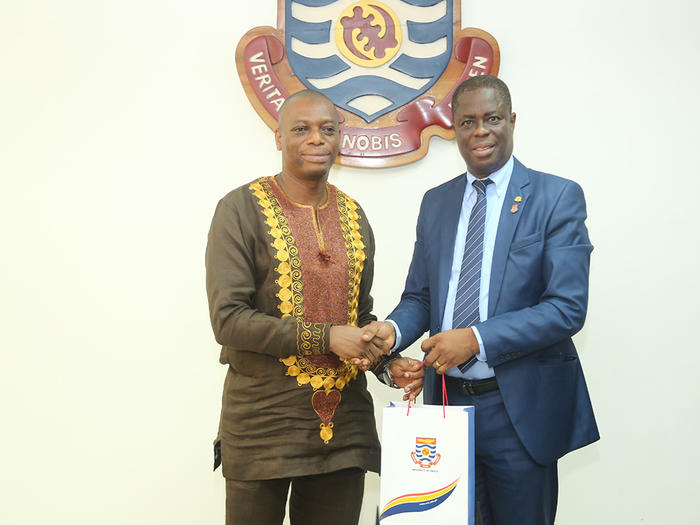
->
xmin=411 ymin=436 xmax=441 ymax=469
xmin=236 ymin=1 xmax=500 ymax=168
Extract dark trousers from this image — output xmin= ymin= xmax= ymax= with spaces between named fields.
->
xmin=225 ymin=467 xmax=365 ymax=525
xmin=446 ymin=385 xmax=558 ymax=525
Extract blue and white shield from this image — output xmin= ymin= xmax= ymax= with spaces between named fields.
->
xmin=285 ymin=0 xmax=453 ymax=122
xmin=414 ymin=437 xmax=437 ymax=465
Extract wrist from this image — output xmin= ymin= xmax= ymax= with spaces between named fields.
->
xmin=381 ymin=359 xmax=399 ymax=389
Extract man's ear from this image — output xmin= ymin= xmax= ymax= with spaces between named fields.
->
xmin=275 ymin=129 xmax=282 ymax=151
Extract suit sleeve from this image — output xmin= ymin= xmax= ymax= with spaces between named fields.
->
xmin=476 ymin=181 xmax=593 ymax=365
xmin=205 ymin=198 xmax=331 ymax=357
xmin=386 ymin=193 xmax=432 ymax=350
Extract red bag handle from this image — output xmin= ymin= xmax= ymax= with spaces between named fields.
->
xmin=407 ymin=359 xmax=448 ymax=418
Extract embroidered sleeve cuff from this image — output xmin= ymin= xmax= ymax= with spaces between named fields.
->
xmin=297 ymin=321 xmax=331 ymax=355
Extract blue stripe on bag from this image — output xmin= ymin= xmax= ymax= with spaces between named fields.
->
xmin=378 ymin=478 xmax=460 ymax=520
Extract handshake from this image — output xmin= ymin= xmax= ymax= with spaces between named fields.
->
xmin=329 ymin=321 xmax=425 ymax=400
xmin=329 ymin=320 xmax=396 ymax=367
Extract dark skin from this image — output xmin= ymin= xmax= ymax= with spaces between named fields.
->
xmin=274 ymin=93 xmax=340 ymax=206
xmin=388 ymin=357 xmax=424 ymax=401
xmin=352 ymin=322 xmax=425 ymax=400
xmin=274 ymin=93 xmax=389 ymax=362
xmin=453 ymin=87 xmax=516 ymax=179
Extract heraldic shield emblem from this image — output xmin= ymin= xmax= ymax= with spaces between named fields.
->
xmin=236 ymin=0 xmax=500 ymax=168
xmin=411 ymin=436 xmax=441 ymax=468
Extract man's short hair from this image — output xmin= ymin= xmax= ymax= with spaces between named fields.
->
xmin=451 ymin=75 xmax=512 ymax=115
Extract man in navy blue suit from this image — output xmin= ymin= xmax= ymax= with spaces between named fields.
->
xmin=362 ymin=76 xmax=599 ymax=524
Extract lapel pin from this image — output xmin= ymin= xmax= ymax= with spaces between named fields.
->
xmin=514 ymin=196 xmax=522 ymax=202
xmin=510 ymin=204 xmax=519 ymax=213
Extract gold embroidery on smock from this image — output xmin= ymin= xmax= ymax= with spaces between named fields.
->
xmin=297 ymin=321 xmax=326 ymax=355
xmin=249 ymin=177 xmax=358 ymax=444
xmin=271 ymin=178 xmax=330 ymax=255
xmin=336 ymin=189 xmax=366 ymax=326
xmin=249 ymin=178 xmax=303 ymax=319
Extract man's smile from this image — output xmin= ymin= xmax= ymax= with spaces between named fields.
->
xmin=301 ymin=151 xmax=332 ymax=163
xmin=472 ymin=143 xmax=495 ymax=158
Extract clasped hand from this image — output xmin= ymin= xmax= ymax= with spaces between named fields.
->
xmin=330 ymin=322 xmax=428 ymax=401
xmin=354 ymin=322 xmax=425 ymax=401
xmin=329 ymin=322 xmax=394 ymax=364
xmin=330 ymin=320 xmax=408 ymax=375
xmin=421 ymin=327 xmax=480 ymax=374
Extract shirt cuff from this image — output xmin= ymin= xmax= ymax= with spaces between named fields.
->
xmin=386 ymin=319 xmax=402 ymax=351
xmin=296 ymin=321 xmax=331 ymax=355
xmin=471 ymin=326 xmax=487 ymax=362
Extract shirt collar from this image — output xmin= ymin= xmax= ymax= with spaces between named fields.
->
xmin=465 ymin=155 xmax=514 ymax=198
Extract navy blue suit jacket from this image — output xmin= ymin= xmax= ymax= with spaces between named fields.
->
xmin=388 ymin=158 xmax=599 ymax=465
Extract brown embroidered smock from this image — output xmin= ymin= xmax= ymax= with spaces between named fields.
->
xmin=206 ymin=176 xmax=381 ymax=481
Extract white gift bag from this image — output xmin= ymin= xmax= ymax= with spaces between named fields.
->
xmin=378 ymin=402 xmax=475 ymax=524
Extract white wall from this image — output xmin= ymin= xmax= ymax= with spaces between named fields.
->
xmin=2 ymin=1 xmax=699 ymax=523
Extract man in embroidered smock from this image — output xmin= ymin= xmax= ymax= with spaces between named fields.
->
xmin=363 ymin=76 xmax=599 ymax=525
xmin=206 ymin=90 xmax=394 ymax=525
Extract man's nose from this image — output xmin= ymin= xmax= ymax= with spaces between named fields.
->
xmin=307 ymin=127 xmax=324 ymax=144
xmin=474 ymin=120 xmax=489 ymax=136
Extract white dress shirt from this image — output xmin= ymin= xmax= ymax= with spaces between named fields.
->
xmin=390 ymin=156 xmax=514 ymax=380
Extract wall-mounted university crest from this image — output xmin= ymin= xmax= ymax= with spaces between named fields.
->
xmin=236 ymin=1 xmax=499 ymax=168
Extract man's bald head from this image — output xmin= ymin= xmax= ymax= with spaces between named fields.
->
xmin=278 ymin=90 xmax=338 ymax=129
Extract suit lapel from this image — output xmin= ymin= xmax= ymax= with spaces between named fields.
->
xmin=488 ymin=158 xmax=531 ymax=316
xmin=436 ymin=175 xmax=467 ymax=327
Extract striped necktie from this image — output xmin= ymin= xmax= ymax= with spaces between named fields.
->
xmin=452 ymin=178 xmax=492 ymax=372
